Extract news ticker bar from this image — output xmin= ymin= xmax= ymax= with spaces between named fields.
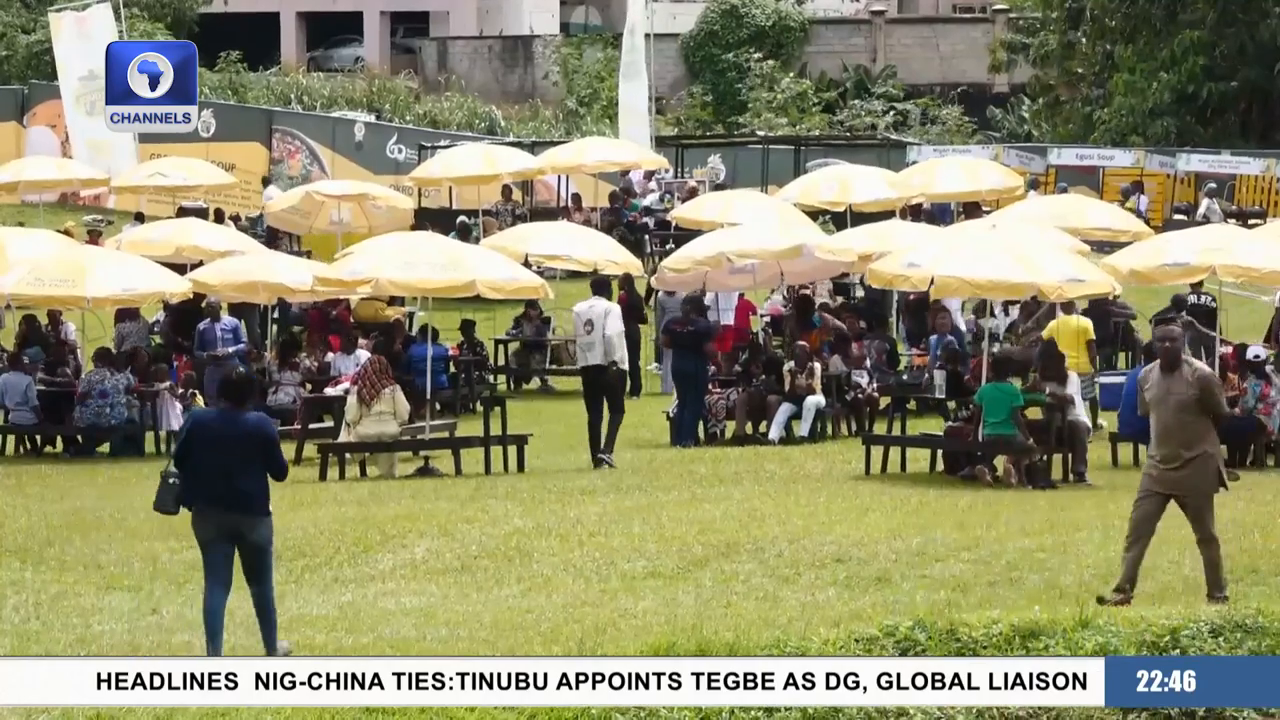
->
xmin=0 ymin=656 xmax=1275 ymax=708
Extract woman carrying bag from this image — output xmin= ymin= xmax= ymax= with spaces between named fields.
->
xmin=171 ymin=367 xmax=291 ymax=657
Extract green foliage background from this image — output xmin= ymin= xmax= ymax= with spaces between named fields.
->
xmin=0 ymin=0 xmax=980 ymax=143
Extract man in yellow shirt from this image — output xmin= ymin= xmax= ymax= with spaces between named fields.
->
xmin=1041 ymin=300 xmax=1101 ymax=430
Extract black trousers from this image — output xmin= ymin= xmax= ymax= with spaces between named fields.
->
xmin=581 ymin=364 xmax=626 ymax=462
xmin=624 ymin=325 xmax=643 ymax=397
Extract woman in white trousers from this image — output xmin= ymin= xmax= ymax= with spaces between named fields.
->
xmin=768 ymin=341 xmax=827 ymax=443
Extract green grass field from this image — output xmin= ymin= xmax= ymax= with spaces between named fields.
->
xmin=2 ymin=203 xmax=1279 ymax=717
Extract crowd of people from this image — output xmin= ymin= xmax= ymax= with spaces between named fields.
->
xmin=627 ymin=266 xmax=1260 ymax=492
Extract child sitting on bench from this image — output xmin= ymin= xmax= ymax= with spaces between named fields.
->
xmin=971 ymin=351 xmax=1037 ymax=487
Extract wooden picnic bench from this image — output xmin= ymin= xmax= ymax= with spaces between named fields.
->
xmin=489 ymin=336 xmax=578 ymax=391
xmin=860 ymin=432 xmax=1073 ymax=482
xmin=0 ymin=423 xmax=126 ymax=456
xmin=316 ymin=433 xmax=531 ymax=480
xmin=285 ymin=393 xmax=348 ymax=465
xmin=315 ymin=394 xmax=520 ymax=480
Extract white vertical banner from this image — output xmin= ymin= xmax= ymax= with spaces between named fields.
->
xmin=48 ymin=1 xmax=139 ymax=206
xmin=617 ymin=0 xmax=652 ymax=150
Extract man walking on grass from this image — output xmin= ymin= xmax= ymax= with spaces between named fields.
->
xmin=573 ymin=276 xmax=628 ymax=470
xmin=1097 ymin=324 xmax=1235 ymax=607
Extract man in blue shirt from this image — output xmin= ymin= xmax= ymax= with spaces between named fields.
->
xmin=1117 ymin=341 xmax=1157 ymax=444
xmin=193 ymin=298 xmax=248 ymax=406
xmin=405 ymin=323 xmax=450 ymax=398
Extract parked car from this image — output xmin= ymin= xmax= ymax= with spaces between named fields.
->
xmin=305 ymin=35 xmax=416 ymax=72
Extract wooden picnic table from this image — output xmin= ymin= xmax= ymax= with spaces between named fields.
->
xmin=290 ymin=393 xmax=348 ymax=465
xmin=489 ymin=336 xmax=577 ymax=391
xmin=34 ymin=384 xmax=165 ymax=456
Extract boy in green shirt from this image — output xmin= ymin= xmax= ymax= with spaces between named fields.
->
xmin=972 ymin=351 xmax=1038 ymax=487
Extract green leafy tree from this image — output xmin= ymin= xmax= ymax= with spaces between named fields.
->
xmin=0 ymin=0 xmax=205 ymax=86
xmin=995 ymin=0 xmax=1280 ymax=147
xmin=679 ymin=0 xmax=810 ymax=127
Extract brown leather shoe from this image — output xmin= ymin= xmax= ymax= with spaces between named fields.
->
xmin=1207 ymin=594 xmax=1229 ymax=605
xmin=1095 ymin=591 xmax=1133 ymax=607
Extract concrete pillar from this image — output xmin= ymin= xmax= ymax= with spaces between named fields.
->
xmin=363 ymin=10 xmax=390 ymax=72
xmin=990 ymin=4 xmax=1011 ymax=92
xmin=869 ymin=5 xmax=887 ymax=72
xmin=281 ymin=10 xmax=307 ymax=69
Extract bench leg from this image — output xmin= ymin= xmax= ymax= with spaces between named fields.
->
xmin=318 ymin=452 xmax=329 ymax=482
xmin=358 ymin=458 xmax=368 ymax=478
xmin=863 ymin=444 xmax=872 ymax=476
xmin=500 ymin=408 xmax=510 ymax=472
xmin=482 ymin=404 xmax=493 ymax=476
xmin=516 ymin=444 xmax=526 ymax=473
xmin=451 ymin=448 xmax=463 ymax=476
xmin=1 ymin=432 xmax=8 ymax=456
xmin=928 ymin=449 xmax=938 ymax=474
xmin=1132 ymin=443 xmax=1140 ymax=467
xmin=899 ymin=444 xmax=908 ymax=473
xmin=1110 ymin=439 xmax=1119 ymax=468
xmin=337 ymin=454 xmax=347 ymax=481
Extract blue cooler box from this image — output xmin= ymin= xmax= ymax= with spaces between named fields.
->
xmin=1097 ymin=370 xmax=1128 ymax=412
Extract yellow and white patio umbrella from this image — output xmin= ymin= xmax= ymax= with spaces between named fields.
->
xmin=110 ymin=156 xmax=239 ymax=195
xmin=0 ymin=227 xmax=84 ymax=273
xmin=480 ymin=221 xmax=643 ymax=275
xmin=814 ymin=218 xmax=946 ymax=270
xmin=264 ymin=179 xmax=415 ymax=249
xmin=1099 ymin=222 xmax=1279 ymax=285
xmin=186 ymin=249 xmax=368 ymax=304
xmin=0 ymin=156 xmax=109 ymax=195
xmin=325 ymin=231 xmax=553 ymax=300
xmin=897 ymin=156 xmax=1026 ymax=203
xmin=866 ymin=240 xmax=1119 ymax=301
xmin=658 ymin=222 xmax=823 ymax=274
xmin=0 ymin=243 xmax=191 ymax=309
xmin=669 ymin=189 xmax=821 ymax=232
xmin=774 ymin=163 xmax=916 ymax=213
xmin=987 ymin=193 xmax=1156 ymax=244
xmin=654 ymin=247 xmax=847 ymax=293
xmin=106 ymin=217 xmax=267 ymax=265
xmin=408 ymin=143 xmax=538 ymax=187
xmin=515 ymin=136 xmax=670 ymax=177
xmin=943 ymin=218 xmax=1092 ymax=255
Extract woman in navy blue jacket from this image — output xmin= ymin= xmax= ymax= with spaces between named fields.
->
xmin=173 ymin=366 xmax=290 ymax=656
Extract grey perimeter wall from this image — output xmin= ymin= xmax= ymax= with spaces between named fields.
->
xmin=415 ymin=12 xmax=1032 ymax=104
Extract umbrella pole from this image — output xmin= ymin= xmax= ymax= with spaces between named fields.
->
xmin=425 ymin=297 xmax=433 ymax=430
xmin=981 ymin=299 xmax=991 ymax=386
xmin=1216 ymin=276 xmax=1223 ymax=374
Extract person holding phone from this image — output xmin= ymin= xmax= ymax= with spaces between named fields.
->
xmin=767 ymin=341 xmax=827 ymax=444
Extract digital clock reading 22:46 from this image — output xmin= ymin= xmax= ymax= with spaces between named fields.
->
xmin=1135 ymin=669 xmax=1196 ymax=693
xmin=1106 ymin=656 xmax=1280 ymax=708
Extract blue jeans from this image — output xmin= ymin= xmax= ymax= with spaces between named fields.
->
xmin=671 ymin=364 xmax=707 ymax=447
xmin=190 ymin=508 xmax=278 ymax=656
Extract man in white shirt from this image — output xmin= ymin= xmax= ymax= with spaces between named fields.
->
xmin=121 ymin=211 xmax=145 ymax=232
xmin=573 ymin=275 xmax=628 ymax=469
xmin=1025 ymin=177 xmax=1041 ymax=198
xmin=261 ymin=175 xmax=282 ymax=207
xmin=326 ymin=334 xmax=371 ymax=377
xmin=44 ymin=309 xmax=81 ymax=368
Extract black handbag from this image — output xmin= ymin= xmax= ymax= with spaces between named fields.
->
xmin=153 ymin=422 xmax=188 ymax=516
xmin=153 ymin=460 xmax=182 ymax=516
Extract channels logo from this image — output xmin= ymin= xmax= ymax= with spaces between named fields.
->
xmin=104 ymin=40 xmax=198 ymax=134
